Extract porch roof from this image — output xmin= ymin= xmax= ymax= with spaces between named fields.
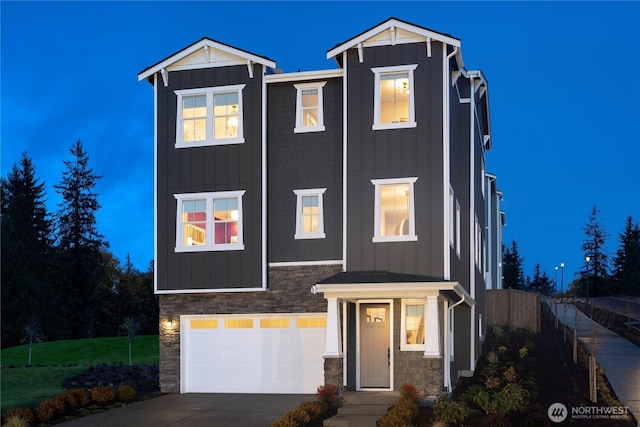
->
xmin=313 ymin=271 xmax=474 ymax=307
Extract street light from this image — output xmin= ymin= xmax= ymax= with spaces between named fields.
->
xmin=555 ymin=266 xmax=558 ymax=294
xmin=561 ymin=262 xmax=566 ymax=341
xmin=560 ymin=262 xmax=565 ymax=296
xmin=585 ymin=256 xmax=591 ymax=309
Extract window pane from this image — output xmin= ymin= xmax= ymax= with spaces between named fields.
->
xmin=405 ymin=304 xmax=424 ymax=344
xmin=301 ymin=89 xmax=319 ymax=127
xmin=213 ymin=92 xmax=239 ymax=139
xmin=380 ymin=183 xmax=409 ymax=236
xmin=214 ymin=198 xmax=239 ymax=244
xmin=301 ymin=195 xmax=319 ymax=233
xmin=380 ymin=73 xmax=409 ymax=124
xmin=182 ymin=95 xmax=207 ymax=142
xmin=365 ymin=307 xmax=386 ymax=323
xmin=182 ymin=199 xmax=206 ymax=245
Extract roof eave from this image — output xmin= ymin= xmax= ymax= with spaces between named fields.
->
xmin=137 ymin=37 xmax=276 ymax=82
xmin=327 ymin=17 xmax=461 ymax=61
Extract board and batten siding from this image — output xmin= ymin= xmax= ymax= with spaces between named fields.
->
xmin=344 ymin=43 xmax=445 ymax=277
xmin=267 ymin=79 xmax=343 ymax=263
xmin=156 ymin=64 xmax=264 ymax=291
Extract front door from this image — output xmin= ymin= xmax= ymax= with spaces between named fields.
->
xmin=359 ymin=303 xmax=391 ymax=388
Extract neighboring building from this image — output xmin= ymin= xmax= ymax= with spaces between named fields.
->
xmin=138 ymin=17 xmax=504 ymax=397
xmin=485 ymin=173 xmax=505 ymax=290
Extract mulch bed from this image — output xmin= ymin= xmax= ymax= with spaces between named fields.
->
xmin=415 ymin=314 xmax=637 ymax=426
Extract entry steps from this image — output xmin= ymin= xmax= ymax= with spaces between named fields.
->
xmin=323 ymin=391 xmax=399 ymax=427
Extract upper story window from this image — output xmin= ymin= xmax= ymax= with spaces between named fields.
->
xmin=371 ymin=177 xmax=418 ymax=243
xmin=372 ymin=64 xmax=417 ymax=130
xmin=293 ymin=188 xmax=326 ymax=239
xmin=175 ymin=84 xmax=246 ymax=148
xmin=294 ymin=82 xmax=326 ymax=133
xmin=174 ymin=190 xmax=246 ymax=252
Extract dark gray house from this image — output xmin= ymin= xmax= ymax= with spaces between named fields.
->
xmin=138 ymin=17 xmax=503 ymax=397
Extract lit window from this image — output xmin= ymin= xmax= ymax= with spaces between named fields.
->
xmin=294 ymin=82 xmax=326 ymax=133
xmin=371 ymin=177 xmax=418 ymax=242
xmin=174 ymin=191 xmax=245 ymax=252
xmin=293 ymin=188 xmax=326 ymax=239
xmin=372 ymin=65 xmax=417 ymax=130
xmin=401 ymin=300 xmax=426 ymax=351
xmin=175 ymin=85 xmax=245 ymax=148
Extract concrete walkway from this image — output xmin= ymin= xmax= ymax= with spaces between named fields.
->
xmin=556 ymin=303 xmax=640 ymax=423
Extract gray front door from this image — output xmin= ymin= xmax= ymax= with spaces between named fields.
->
xmin=360 ymin=303 xmax=391 ymax=388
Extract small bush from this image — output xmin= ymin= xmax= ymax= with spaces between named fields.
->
xmin=316 ymin=384 xmax=338 ymax=405
xmin=35 ymin=400 xmax=56 ymax=423
xmin=2 ymin=414 xmax=29 ymax=427
xmin=399 ymin=382 xmax=420 ymax=403
xmin=91 ymin=385 xmax=115 ymax=404
xmin=270 ymin=407 xmax=310 ymax=427
xmin=118 ymin=384 xmax=136 ymax=402
xmin=378 ymin=396 xmax=418 ymax=427
xmin=66 ymin=388 xmax=90 ymax=407
xmin=433 ymin=394 xmax=470 ymax=424
xmin=2 ymin=408 xmax=35 ymax=424
xmin=297 ymin=400 xmax=327 ymax=418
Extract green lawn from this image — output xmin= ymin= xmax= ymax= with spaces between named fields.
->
xmin=1 ymin=336 xmax=159 ymax=413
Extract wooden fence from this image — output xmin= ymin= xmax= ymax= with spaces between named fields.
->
xmin=486 ymin=289 xmax=540 ymax=332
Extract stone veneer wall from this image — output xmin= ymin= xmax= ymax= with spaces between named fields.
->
xmin=158 ymin=264 xmax=342 ymax=393
xmin=392 ymin=299 xmax=445 ymax=398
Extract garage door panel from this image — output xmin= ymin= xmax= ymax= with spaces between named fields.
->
xmin=183 ymin=314 xmax=326 ymax=394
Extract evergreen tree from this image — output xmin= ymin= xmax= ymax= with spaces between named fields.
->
xmin=502 ymin=240 xmax=526 ymax=290
xmin=54 ymin=140 xmax=108 ymax=338
xmin=579 ymin=205 xmax=610 ymax=297
xmin=612 ymin=216 xmax=640 ymax=296
xmin=526 ymin=263 xmax=554 ymax=296
xmin=1 ymin=153 xmax=53 ymax=348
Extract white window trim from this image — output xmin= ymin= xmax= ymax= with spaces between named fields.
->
xmin=371 ymin=64 xmax=418 ymax=131
xmin=400 ymin=299 xmax=427 ymax=351
xmin=175 ymin=84 xmax=246 ymax=148
xmin=455 ymin=199 xmax=461 ymax=258
xmin=293 ymin=188 xmax=326 ymax=239
xmin=174 ymin=190 xmax=246 ymax=252
xmin=371 ymin=177 xmax=418 ymax=243
xmin=294 ymin=82 xmax=326 ymax=133
xmin=449 ymin=186 xmax=455 ymax=248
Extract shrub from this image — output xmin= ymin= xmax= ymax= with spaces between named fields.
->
xmin=2 ymin=414 xmax=29 ymax=427
xmin=35 ymin=400 xmax=56 ymax=423
xmin=399 ymin=382 xmax=420 ymax=403
xmin=118 ymin=384 xmax=136 ymax=402
xmin=433 ymin=394 xmax=470 ymax=424
xmin=377 ymin=412 xmax=411 ymax=427
xmin=91 ymin=385 xmax=115 ymax=404
xmin=297 ymin=400 xmax=327 ymax=418
xmin=270 ymin=407 xmax=310 ymax=427
xmin=2 ymin=408 xmax=35 ymax=424
xmin=66 ymin=388 xmax=90 ymax=407
xmin=378 ymin=396 xmax=419 ymax=427
xmin=316 ymin=384 xmax=338 ymax=405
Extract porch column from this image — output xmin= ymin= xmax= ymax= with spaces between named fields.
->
xmin=424 ymin=295 xmax=441 ymax=358
xmin=324 ymin=297 xmax=342 ymax=357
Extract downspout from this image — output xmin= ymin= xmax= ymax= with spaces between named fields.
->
xmin=468 ymin=71 xmax=477 ymax=371
xmin=342 ymin=51 xmax=348 ymax=272
xmin=261 ymin=64 xmax=268 ymax=289
xmin=445 ymin=294 xmax=466 ymax=393
xmin=443 ymin=45 xmax=458 ymax=281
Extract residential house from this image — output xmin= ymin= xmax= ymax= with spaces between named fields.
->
xmin=138 ymin=17 xmax=504 ymax=397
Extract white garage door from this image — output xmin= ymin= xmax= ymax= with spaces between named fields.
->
xmin=181 ymin=313 xmax=326 ymax=393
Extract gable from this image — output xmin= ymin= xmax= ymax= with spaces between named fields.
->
xmin=138 ymin=38 xmax=276 ymax=82
xmin=327 ymin=17 xmax=461 ymax=62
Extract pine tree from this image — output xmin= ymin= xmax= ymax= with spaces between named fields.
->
xmin=54 ymin=140 xmax=108 ymax=338
xmin=526 ymin=263 xmax=554 ymax=296
xmin=612 ymin=216 xmax=640 ymax=296
xmin=1 ymin=153 xmax=53 ymax=348
xmin=580 ymin=205 xmax=610 ymax=297
xmin=502 ymin=240 xmax=526 ymax=290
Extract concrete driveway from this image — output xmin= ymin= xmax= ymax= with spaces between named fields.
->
xmin=58 ymin=393 xmax=315 ymax=427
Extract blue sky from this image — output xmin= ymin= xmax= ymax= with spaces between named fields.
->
xmin=2 ymin=1 xmax=639 ymax=285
